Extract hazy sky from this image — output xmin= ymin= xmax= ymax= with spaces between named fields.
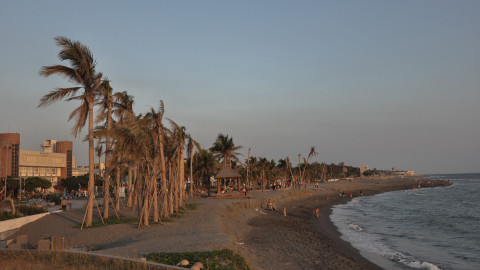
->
xmin=1 ymin=1 xmax=479 ymax=174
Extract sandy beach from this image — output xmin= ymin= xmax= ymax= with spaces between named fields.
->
xmin=6 ymin=177 xmax=447 ymax=269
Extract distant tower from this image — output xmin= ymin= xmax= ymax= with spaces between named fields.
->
xmin=56 ymin=141 xmax=73 ymax=179
xmin=42 ymin=139 xmax=57 ymax=153
xmin=0 ymin=133 xmax=20 ymax=177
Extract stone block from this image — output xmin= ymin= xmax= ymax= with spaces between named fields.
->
xmin=51 ymin=237 xmax=64 ymax=251
xmin=41 ymin=234 xmax=52 ymax=240
xmin=6 ymin=239 xmax=15 ymax=247
xmin=16 ymin=234 xmax=27 ymax=244
xmin=37 ymin=239 xmax=51 ymax=250
xmin=8 ymin=242 xmax=21 ymax=249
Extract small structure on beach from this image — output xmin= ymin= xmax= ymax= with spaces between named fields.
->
xmin=215 ymin=167 xmax=242 ymax=194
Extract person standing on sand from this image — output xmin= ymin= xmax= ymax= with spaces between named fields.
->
xmin=61 ymin=197 xmax=68 ymax=211
xmin=315 ymin=208 xmax=320 ymax=219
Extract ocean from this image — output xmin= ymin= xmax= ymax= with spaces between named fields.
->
xmin=330 ymin=173 xmax=480 ymax=270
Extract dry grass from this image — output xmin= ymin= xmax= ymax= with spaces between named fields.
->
xmin=0 ymin=250 xmax=174 ymax=270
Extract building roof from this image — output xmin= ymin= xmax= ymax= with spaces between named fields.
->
xmin=215 ymin=167 xmax=241 ymax=179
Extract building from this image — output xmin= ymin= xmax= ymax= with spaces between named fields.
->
xmin=0 ymin=133 xmax=20 ymax=179
xmin=359 ymin=165 xmax=369 ymax=175
xmin=1 ymin=133 xmax=76 ymax=190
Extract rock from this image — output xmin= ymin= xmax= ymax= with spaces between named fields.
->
xmin=192 ymin=262 xmax=204 ymax=269
xmin=177 ymin=259 xmax=189 ymax=266
xmin=190 ymin=266 xmax=201 ymax=270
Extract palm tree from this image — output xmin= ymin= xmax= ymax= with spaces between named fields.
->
xmin=186 ymin=135 xmax=200 ymax=197
xmin=300 ymin=146 xmax=318 ymax=183
xmin=39 ymin=36 xmax=102 ymax=227
xmin=193 ymin=149 xmax=216 ymax=196
xmin=146 ymin=100 xmax=168 ymax=220
xmin=113 ymin=91 xmax=134 ymax=207
xmin=96 ymin=80 xmax=114 ymax=218
xmin=210 ymin=133 xmax=242 ymax=167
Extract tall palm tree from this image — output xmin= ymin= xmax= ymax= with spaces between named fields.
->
xmin=39 ymin=36 xmax=102 ymax=227
xmin=210 ymin=133 xmax=243 ymax=167
xmin=186 ymin=135 xmax=200 ymax=197
xmin=113 ymin=91 xmax=134 ymax=207
xmin=96 ymin=80 xmax=114 ymax=218
xmin=146 ymin=100 xmax=167 ymax=220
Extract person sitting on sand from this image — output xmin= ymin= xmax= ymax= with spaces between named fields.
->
xmin=272 ymin=201 xmax=277 ymax=211
xmin=267 ymin=199 xmax=272 ymax=210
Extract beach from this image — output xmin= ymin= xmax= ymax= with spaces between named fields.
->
xmin=5 ymin=177 xmax=447 ymax=269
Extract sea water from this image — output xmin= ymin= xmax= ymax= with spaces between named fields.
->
xmin=330 ymin=174 xmax=480 ymax=270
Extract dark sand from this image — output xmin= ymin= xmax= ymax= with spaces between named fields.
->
xmin=6 ymin=177 xmax=448 ymax=269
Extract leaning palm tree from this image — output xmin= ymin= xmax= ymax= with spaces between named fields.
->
xmin=300 ymin=146 xmax=318 ymax=183
xmin=210 ymin=133 xmax=243 ymax=167
xmin=39 ymin=36 xmax=102 ymax=227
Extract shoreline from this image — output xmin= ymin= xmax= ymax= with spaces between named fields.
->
xmin=226 ymin=177 xmax=449 ymax=269
xmin=4 ymin=176 xmax=450 ymax=269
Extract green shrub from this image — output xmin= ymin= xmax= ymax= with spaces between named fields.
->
xmin=146 ymin=249 xmax=250 ymax=270
xmin=47 ymin=194 xmax=62 ymax=205
xmin=17 ymin=205 xmax=47 ymax=216
xmin=0 ymin=211 xmax=20 ymax=221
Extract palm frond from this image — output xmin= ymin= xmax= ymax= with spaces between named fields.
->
xmin=38 ymin=87 xmax=81 ymax=107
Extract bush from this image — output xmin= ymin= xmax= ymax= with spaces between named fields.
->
xmin=146 ymin=249 xmax=250 ymax=270
xmin=46 ymin=194 xmax=62 ymax=205
xmin=17 ymin=205 xmax=47 ymax=216
xmin=0 ymin=211 xmax=20 ymax=221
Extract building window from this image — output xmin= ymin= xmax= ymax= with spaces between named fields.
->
xmin=11 ymin=144 xmax=19 ymax=176
xmin=67 ymin=150 xmax=72 ymax=177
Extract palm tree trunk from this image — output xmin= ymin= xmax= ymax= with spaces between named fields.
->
xmin=115 ymin=165 xmax=120 ymax=211
xmin=152 ymin=167 xmax=159 ymax=222
xmin=179 ymin=146 xmax=185 ymax=206
xmin=189 ymin=149 xmax=193 ymax=198
xmin=103 ymin=101 xmax=113 ymax=218
xmin=127 ymin=161 xmax=133 ymax=207
xmin=168 ymin=163 xmax=174 ymax=214
xmin=86 ymin=101 xmax=95 ymax=227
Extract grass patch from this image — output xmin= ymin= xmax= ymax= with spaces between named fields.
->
xmin=74 ymin=215 xmax=138 ymax=228
xmin=146 ymin=249 xmax=250 ymax=270
xmin=74 ymin=203 xmax=198 ymax=228
xmin=1 ymin=206 xmax=47 ymax=221
xmin=0 ymin=211 xmax=20 ymax=221
xmin=0 ymin=250 xmax=164 ymax=270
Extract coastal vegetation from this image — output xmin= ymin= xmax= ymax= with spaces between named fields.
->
xmin=37 ymin=36 xmax=360 ymax=229
xmin=146 ymin=249 xmax=249 ymax=270
xmin=0 ymin=250 xmax=165 ymax=270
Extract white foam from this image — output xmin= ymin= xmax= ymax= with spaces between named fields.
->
xmin=332 ymin=208 xmax=442 ymax=270
xmin=348 ymin=223 xmax=363 ymax=231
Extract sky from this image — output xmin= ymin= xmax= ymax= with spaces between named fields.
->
xmin=1 ymin=1 xmax=479 ymax=174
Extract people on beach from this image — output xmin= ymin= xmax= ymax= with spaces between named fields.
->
xmin=267 ymin=199 xmax=272 ymax=210
xmin=272 ymin=201 xmax=277 ymax=211
xmin=315 ymin=208 xmax=320 ymax=219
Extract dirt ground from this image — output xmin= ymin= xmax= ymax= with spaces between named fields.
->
xmin=7 ymin=177 xmax=447 ymax=269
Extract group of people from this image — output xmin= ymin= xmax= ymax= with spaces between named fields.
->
xmin=266 ymin=199 xmax=277 ymax=211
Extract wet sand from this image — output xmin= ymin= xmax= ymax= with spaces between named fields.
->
xmin=6 ymin=177 xmax=448 ymax=269
xmin=223 ymin=177 xmax=447 ymax=270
